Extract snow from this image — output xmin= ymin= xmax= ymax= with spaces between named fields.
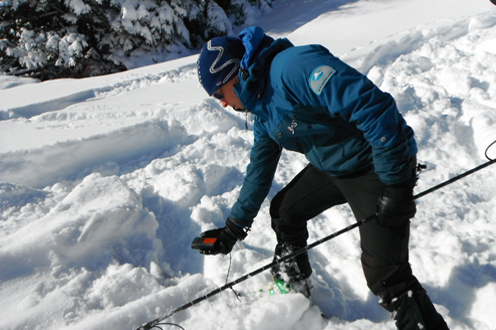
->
xmin=1 ymin=0 xmax=496 ymax=330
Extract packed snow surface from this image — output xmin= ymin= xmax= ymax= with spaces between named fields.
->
xmin=1 ymin=1 xmax=496 ymax=330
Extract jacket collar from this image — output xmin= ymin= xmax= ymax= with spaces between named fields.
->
xmin=234 ymin=27 xmax=293 ymax=116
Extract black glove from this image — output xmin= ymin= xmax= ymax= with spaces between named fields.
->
xmin=376 ymin=175 xmax=417 ymax=227
xmin=195 ymin=218 xmax=248 ymax=255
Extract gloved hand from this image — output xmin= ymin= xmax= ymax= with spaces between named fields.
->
xmin=376 ymin=175 xmax=417 ymax=227
xmin=196 ymin=218 xmax=248 ymax=255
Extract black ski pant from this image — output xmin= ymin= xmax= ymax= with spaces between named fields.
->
xmin=270 ymin=163 xmax=448 ymax=330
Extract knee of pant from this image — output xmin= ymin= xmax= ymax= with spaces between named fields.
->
xmin=361 ymin=253 xmax=421 ymax=305
xmin=269 ymin=191 xmax=285 ymax=219
xmin=271 ymin=217 xmax=282 ymax=233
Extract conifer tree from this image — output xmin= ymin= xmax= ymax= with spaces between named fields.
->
xmin=0 ymin=0 xmax=274 ymax=80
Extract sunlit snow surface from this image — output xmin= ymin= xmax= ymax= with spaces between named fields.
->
xmin=1 ymin=1 xmax=496 ymax=330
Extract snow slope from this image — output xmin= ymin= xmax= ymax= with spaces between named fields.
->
xmin=1 ymin=1 xmax=496 ymax=330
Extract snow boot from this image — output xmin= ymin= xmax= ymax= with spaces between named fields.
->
xmin=383 ymin=290 xmax=450 ymax=330
xmin=270 ymin=243 xmax=313 ymax=297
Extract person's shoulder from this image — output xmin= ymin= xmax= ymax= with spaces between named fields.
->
xmin=271 ymin=44 xmax=334 ymax=92
xmin=274 ymin=44 xmax=330 ymax=63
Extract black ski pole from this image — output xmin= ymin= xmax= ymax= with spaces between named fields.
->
xmin=135 ymin=157 xmax=496 ymax=330
xmin=414 ymin=158 xmax=496 ymax=199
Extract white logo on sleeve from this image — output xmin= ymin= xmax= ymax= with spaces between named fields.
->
xmin=309 ymin=65 xmax=336 ymax=95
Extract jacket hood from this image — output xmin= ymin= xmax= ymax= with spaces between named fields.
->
xmin=234 ymin=26 xmax=294 ymax=114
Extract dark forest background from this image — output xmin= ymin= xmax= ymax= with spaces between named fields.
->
xmin=0 ymin=0 xmax=274 ymax=80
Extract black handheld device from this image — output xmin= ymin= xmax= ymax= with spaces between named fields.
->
xmin=191 ymin=236 xmax=218 ymax=250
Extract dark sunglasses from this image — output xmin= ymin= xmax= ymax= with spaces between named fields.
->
xmin=212 ymin=89 xmax=224 ymax=101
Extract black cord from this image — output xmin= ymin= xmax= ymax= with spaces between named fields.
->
xmin=153 ymin=323 xmax=186 ymax=330
xmin=485 ymin=139 xmax=496 ymax=161
xmin=227 ymin=253 xmax=242 ymax=301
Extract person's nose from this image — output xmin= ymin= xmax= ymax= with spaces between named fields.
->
xmin=221 ymin=100 xmax=229 ymax=108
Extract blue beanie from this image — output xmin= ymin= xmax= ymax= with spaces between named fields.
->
xmin=197 ymin=36 xmax=245 ymax=96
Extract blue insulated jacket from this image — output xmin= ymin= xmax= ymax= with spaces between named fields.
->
xmin=229 ymin=27 xmax=417 ymax=228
